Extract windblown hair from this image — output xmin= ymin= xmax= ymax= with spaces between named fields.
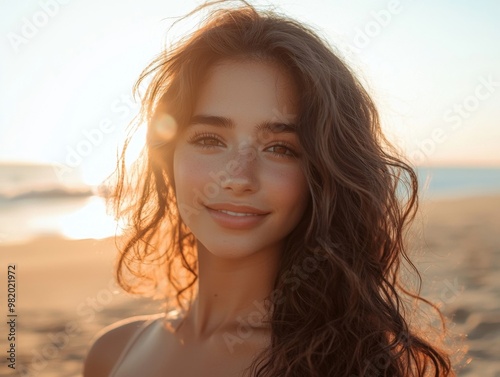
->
xmin=109 ymin=1 xmax=455 ymax=376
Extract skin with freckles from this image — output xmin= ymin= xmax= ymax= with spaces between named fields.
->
xmin=174 ymin=59 xmax=308 ymax=261
xmin=83 ymin=59 xmax=309 ymax=377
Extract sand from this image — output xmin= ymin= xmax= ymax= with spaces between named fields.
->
xmin=413 ymin=195 xmax=500 ymax=376
xmin=0 ymin=195 xmax=499 ymax=376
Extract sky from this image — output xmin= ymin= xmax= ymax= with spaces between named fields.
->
xmin=1 ymin=0 xmax=499 ymax=186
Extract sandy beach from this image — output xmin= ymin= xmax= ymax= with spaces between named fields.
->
xmin=0 ymin=195 xmax=499 ymax=376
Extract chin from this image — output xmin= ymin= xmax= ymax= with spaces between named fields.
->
xmin=197 ymin=239 xmax=272 ymax=260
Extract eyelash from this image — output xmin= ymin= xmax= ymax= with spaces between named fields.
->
xmin=186 ymin=131 xmax=298 ymax=158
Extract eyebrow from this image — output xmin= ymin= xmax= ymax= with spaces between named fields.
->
xmin=188 ymin=114 xmax=297 ymax=134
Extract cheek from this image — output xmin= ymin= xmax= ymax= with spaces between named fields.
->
xmin=263 ymin=166 xmax=308 ymax=212
xmin=173 ymin=148 xmax=224 ymax=200
xmin=174 ymin=151 xmax=200 ymax=188
xmin=174 ymin=150 xmax=204 ymax=195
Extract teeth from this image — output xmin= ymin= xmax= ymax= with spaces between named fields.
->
xmin=217 ymin=209 xmax=257 ymax=216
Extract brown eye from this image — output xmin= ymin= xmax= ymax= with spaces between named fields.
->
xmin=266 ymin=143 xmax=297 ymax=158
xmin=187 ymin=132 xmax=225 ymax=149
xmin=271 ymin=146 xmax=288 ymax=154
xmin=202 ymin=138 xmax=221 ymax=146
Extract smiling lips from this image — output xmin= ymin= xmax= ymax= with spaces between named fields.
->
xmin=204 ymin=203 xmax=269 ymax=229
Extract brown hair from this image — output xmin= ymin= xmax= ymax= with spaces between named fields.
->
xmin=109 ymin=2 xmax=455 ymax=376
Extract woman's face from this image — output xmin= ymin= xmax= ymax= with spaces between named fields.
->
xmin=173 ymin=59 xmax=309 ymax=259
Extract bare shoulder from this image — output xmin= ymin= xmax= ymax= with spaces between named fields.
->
xmin=83 ymin=313 xmax=165 ymax=377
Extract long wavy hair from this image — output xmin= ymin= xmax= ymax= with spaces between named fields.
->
xmin=109 ymin=2 xmax=455 ymax=376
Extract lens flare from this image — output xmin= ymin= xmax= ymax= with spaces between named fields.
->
xmin=154 ymin=113 xmax=178 ymax=142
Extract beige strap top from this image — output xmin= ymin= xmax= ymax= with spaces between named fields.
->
xmin=108 ymin=317 xmax=158 ymax=377
xmin=108 ymin=312 xmax=177 ymax=377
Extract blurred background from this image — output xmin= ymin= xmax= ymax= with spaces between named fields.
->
xmin=0 ymin=0 xmax=499 ymax=376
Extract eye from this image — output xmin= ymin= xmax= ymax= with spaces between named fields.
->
xmin=187 ymin=132 xmax=224 ymax=149
xmin=265 ymin=142 xmax=298 ymax=158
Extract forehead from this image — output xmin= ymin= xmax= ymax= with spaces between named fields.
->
xmin=193 ymin=59 xmax=299 ymax=124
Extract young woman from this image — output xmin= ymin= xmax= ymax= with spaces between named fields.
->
xmin=84 ymin=2 xmax=456 ymax=376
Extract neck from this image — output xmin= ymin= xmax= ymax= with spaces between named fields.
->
xmin=181 ymin=240 xmax=282 ymax=341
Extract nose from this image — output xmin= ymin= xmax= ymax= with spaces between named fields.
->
xmin=220 ymin=146 xmax=259 ymax=194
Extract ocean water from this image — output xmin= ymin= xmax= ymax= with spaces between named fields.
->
xmin=0 ymin=164 xmax=499 ymax=244
xmin=417 ymin=166 xmax=500 ymax=199
xmin=0 ymin=163 xmax=119 ymax=244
